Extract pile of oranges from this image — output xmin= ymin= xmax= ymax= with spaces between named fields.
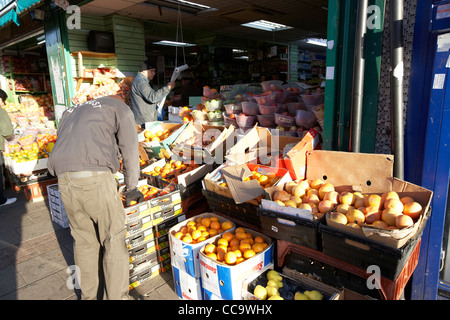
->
xmin=173 ymin=216 xmax=234 ymax=245
xmin=142 ymin=159 xmax=200 ymax=182
xmin=203 ymin=227 xmax=269 ymax=266
xmin=219 ymin=168 xmax=280 ymax=189
xmin=121 ymin=184 xmax=160 ymax=207
xmin=143 ymin=129 xmax=172 ymax=143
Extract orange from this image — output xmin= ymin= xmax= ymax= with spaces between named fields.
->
xmin=235 ymin=227 xmax=246 ymax=233
xmin=254 ymin=236 xmax=265 ymax=243
xmin=204 ymin=244 xmax=216 ymax=254
xmin=144 ymin=131 xmax=152 ymax=138
xmin=222 ymin=232 xmax=234 ymax=242
xmin=239 ymin=242 xmax=251 ymax=252
xmin=195 ymin=217 xmax=203 ymax=225
xmin=187 ymin=226 xmax=197 ymax=234
xmin=230 ymin=245 xmax=239 ymax=252
xmin=246 ymin=232 xmax=253 ymax=239
xmin=197 ymin=237 xmax=207 ymax=242
xmin=207 ymin=253 xmax=217 ymax=261
xmin=174 ymin=232 xmax=184 ymax=240
xmin=180 ymin=227 xmax=188 ymax=234
xmin=216 ymin=245 xmax=228 ymax=254
xmin=252 ymin=242 xmax=265 ymax=253
xmin=182 ymin=235 xmax=192 ymax=243
xmin=210 ymin=216 xmax=219 ymax=222
xmin=201 ymin=218 xmax=211 ymax=228
xmin=217 ymin=238 xmax=228 ymax=247
xmin=225 ymin=252 xmax=237 ymax=265
xmin=234 ymin=249 xmax=243 ymax=258
xmin=217 ymin=250 xmax=226 ymax=262
xmin=236 ymin=257 xmax=245 ymax=264
xmin=201 ymin=231 xmax=210 ymax=238
xmin=258 ymin=175 xmax=269 ymax=185
xmin=229 ymin=238 xmax=240 ymax=248
xmin=210 ymin=221 xmax=221 ymax=230
xmin=243 ymin=249 xmax=256 ymax=259
xmin=186 ymin=220 xmax=196 ymax=227
xmin=208 ymin=229 xmax=218 ymax=237
xmin=191 ymin=230 xmax=202 ymax=240
xmin=196 ymin=225 xmax=207 ymax=232
xmin=241 ymin=238 xmax=254 ymax=245
xmin=221 ymin=221 xmax=233 ymax=231
xmin=236 ymin=232 xmax=248 ymax=240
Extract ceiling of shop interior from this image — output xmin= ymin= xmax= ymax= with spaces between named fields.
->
xmin=79 ymin=0 xmax=329 ymax=52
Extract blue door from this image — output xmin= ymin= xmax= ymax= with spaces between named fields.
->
xmin=409 ymin=1 xmax=450 ymax=300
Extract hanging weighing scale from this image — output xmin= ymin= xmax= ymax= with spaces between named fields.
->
xmin=157 ymin=3 xmax=189 ymax=120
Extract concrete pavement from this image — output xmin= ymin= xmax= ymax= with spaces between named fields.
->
xmin=0 ymin=184 xmax=179 ymax=300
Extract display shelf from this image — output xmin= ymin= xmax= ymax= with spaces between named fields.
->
xmin=70 ymin=50 xmax=116 ymax=59
xmin=3 ymin=59 xmax=50 ymax=103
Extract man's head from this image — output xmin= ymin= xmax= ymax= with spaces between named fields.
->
xmin=139 ymin=60 xmax=156 ymax=81
xmin=0 ymin=89 xmax=7 ymax=105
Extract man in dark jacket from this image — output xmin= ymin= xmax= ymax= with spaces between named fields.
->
xmin=130 ymin=60 xmax=175 ymax=127
xmin=48 ymin=95 xmax=142 ymax=300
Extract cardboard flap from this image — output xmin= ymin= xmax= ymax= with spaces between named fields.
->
xmin=222 ymin=164 xmax=264 ymax=204
xmin=306 ymin=150 xmax=394 ymax=193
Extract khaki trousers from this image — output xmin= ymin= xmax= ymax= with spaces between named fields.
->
xmin=58 ymin=171 xmax=129 ymax=300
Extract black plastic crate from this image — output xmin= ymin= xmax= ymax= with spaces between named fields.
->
xmin=157 ymin=176 xmax=203 ymax=201
xmin=319 ymin=224 xmax=420 ymax=281
xmin=202 ymin=189 xmax=261 ymax=227
xmin=257 ymin=207 xmax=323 ymax=251
xmin=283 ymin=251 xmax=380 ymax=299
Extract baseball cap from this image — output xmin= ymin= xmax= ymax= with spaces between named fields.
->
xmin=140 ymin=60 xmax=155 ymax=72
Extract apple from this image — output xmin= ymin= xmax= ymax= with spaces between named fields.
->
xmin=229 ymin=114 xmax=236 ymax=119
xmin=289 ymin=125 xmax=297 ymax=131
xmin=276 ymin=126 xmax=286 ymax=131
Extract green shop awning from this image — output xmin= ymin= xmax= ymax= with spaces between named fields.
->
xmin=0 ymin=0 xmax=43 ymax=28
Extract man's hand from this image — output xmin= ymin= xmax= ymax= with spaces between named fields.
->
xmin=168 ymin=81 xmax=175 ymax=90
xmin=124 ymin=187 xmax=144 ymax=206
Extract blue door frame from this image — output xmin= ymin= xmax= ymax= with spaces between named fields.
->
xmin=407 ymin=0 xmax=450 ymax=300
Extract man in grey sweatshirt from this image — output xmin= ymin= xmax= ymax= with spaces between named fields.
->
xmin=130 ymin=60 xmax=175 ymax=127
xmin=48 ymin=95 xmax=142 ymax=300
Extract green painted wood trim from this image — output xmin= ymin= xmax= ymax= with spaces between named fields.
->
xmin=360 ymin=0 xmax=385 ymax=153
xmin=323 ymin=0 xmax=340 ymax=150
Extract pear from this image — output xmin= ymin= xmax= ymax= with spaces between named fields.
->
xmin=304 ymin=290 xmax=324 ymax=300
xmin=267 ymin=270 xmax=283 ymax=282
xmin=253 ymin=285 xmax=267 ymax=300
xmin=294 ymin=292 xmax=309 ymax=300
xmin=268 ymin=295 xmax=284 ymax=300
xmin=265 ymin=285 xmax=279 ymax=297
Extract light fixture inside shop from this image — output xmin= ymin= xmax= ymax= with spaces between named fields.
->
xmin=306 ymin=38 xmax=327 ymax=47
xmin=153 ymin=40 xmax=196 ymax=47
xmin=241 ymin=20 xmax=293 ymax=32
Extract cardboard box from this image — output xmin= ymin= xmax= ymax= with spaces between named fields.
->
xmin=169 ymin=212 xmax=236 ymax=279
xmin=171 ymin=122 xmax=233 ymax=164
xmin=151 ymin=202 xmax=183 ymax=226
xmin=129 ymin=259 xmax=171 ymax=290
xmin=199 ymin=228 xmax=274 ymax=300
xmin=306 ymin=150 xmax=433 ymax=249
xmin=4 ymin=156 xmax=48 ymax=175
xmin=224 ymin=126 xmax=320 ymax=180
xmin=142 ymin=158 xmax=213 ymax=197
xmin=172 ymin=264 xmax=204 ymax=300
xmin=203 ymin=163 xmax=291 ymax=205
xmin=125 ymin=213 xmax=185 ymax=251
